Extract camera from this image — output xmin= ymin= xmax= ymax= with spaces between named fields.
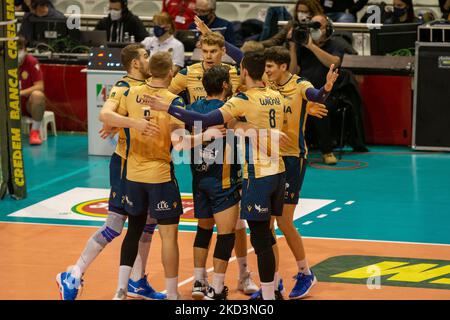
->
xmin=292 ymin=21 xmax=321 ymax=46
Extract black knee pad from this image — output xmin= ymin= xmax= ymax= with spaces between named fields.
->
xmin=194 ymin=226 xmax=213 ymax=249
xmin=248 ymin=221 xmax=273 ymax=256
xmin=157 ymin=216 xmax=180 ymax=225
xmin=213 ymin=233 xmax=235 ymax=261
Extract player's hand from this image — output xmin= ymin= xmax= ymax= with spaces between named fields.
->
xmin=194 ymin=15 xmax=211 ymax=35
xmin=325 ymin=64 xmax=339 ymax=92
xmin=98 ymin=124 xmax=119 ymax=139
xmin=145 ymin=94 xmax=170 ymax=112
xmin=142 ymin=121 xmax=160 ymax=136
xmin=271 ymin=129 xmax=291 ymax=150
xmin=306 ymin=102 xmax=328 ymax=119
xmin=203 ymin=125 xmax=226 ymax=141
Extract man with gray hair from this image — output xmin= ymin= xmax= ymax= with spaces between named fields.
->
xmin=189 ymin=0 xmax=236 ymax=45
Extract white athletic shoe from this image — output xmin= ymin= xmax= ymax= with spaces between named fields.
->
xmin=113 ymin=288 xmax=127 ymax=300
xmin=192 ymin=279 xmax=209 ymax=300
xmin=237 ymin=272 xmax=259 ymax=295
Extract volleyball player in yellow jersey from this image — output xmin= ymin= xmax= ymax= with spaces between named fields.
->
xmin=171 ymin=31 xmax=259 ymax=294
xmin=264 ymin=46 xmax=338 ymax=300
xmin=148 ymin=51 xmax=288 ymax=300
xmin=56 ymin=44 xmax=164 ymax=300
xmin=169 ymin=31 xmax=241 ymax=104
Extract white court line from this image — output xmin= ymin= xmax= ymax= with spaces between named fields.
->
xmin=317 ymin=214 xmax=328 ymax=219
xmin=345 ymin=201 xmax=355 ymax=205
xmin=161 ymin=248 xmax=256 ymax=293
xmin=302 ymin=221 xmax=314 ymax=225
xmin=331 ymin=207 xmax=342 ymax=212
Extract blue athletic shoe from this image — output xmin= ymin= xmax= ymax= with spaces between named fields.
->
xmin=289 ymin=271 xmax=317 ymax=299
xmin=249 ymin=279 xmax=284 ymax=300
xmin=127 ymin=275 xmax=167 ymax=300
xmin=56 ymin=272 xmax=82 ymax=300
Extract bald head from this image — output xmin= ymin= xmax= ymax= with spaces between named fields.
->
xmin=196 ymin=0 xmax=216 ymax=14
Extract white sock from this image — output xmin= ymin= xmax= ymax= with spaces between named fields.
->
xmin=166 ymin=277 xmax=178 ymax=299
xmin=31 ymin=119 xmax=41 ymax=130
xmin=117 ymin=265 xmax=132 ymax=291
xmin=130 ymin=238 xmax=152 ymax=282
xmin=211 ymin=273 xmax=225 ymax=293
xmin=274 ymin=272 xmax=280 ymax=287
xmin=261 ymin=281 xmax=275 ymax=300
xmin=297 ymin=259 xmax=312 ymax=275
xmin=194 ymin=267 xmax=206 ymax=281
xmin=75 ymin=237 xmax=104 ymax=275
xmin=237 ymin=256 xmax=250 ymax=280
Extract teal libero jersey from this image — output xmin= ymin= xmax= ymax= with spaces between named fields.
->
xmin=188 ymin=98 xmax=242 ymax=189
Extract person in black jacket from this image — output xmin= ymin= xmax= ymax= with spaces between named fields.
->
xmin=440 ymin=0 xmax=450 ymax=20
xmin=95 ymin=0 xmax=149 ymax=43
xmin=320 ymin=0 xmax=368 ymax=22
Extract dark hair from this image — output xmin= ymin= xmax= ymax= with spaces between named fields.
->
xmin=242 ymin=51 xmax=266 ymax=80
xmin=293 ymin=0 xmax=323 ymax=22
xmin=264 ymin=46 xmax=290 ymax=68
xmin=202 ymin=65 xmax=231 ymax=96
xmin=31 ymin=0 xmax=52 ymax=9
xmin=149 ymin=51 xmax=173 ymax=78
xmin=121 ymin=43 xmax=145 ymax=71
xmin=17 ymin=36 xmax=27 ymax=50
xmin=397 ymin=0 xmax=416 ymax=22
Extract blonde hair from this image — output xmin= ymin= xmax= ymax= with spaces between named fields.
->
xmin=241 ymin=40 xmax=264 ymax=54
xmin=153 ymin=12 xmax=176 ymax=34
xmin=150 ymin=52 xmax=173 ymax=78
xmin=200 ymin=31 xmax=225 ymax=48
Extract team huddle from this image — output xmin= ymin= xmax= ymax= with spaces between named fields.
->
xmin=56 ymin=29 xmax=338 ymax=300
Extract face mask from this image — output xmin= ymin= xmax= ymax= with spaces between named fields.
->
xmin=394 ymin=7 xmax=408 ymax=17
xmin=198 ymin=14 xmax=210 ymax=23
xmin=311 ymin=28 xmax=322 ymax=41
xmin=297 ymin=12 xmax=310 ymax=22
xmin=18 ymin=50 xmax=26 ymax=65
xmin=110 ymin=9 xmax=122 ymax=21
xmin=154 ymin=26 xmax=166 ymax=38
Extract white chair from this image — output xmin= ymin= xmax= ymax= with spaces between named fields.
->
xmin=22 ymin=111 xmax=57 ymax=141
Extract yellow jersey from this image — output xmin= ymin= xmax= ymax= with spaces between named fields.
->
xmin=219 ymin=87 xmax=286 ymax=179
xmin=270 ymin=74 xmax=314 ymax=158
xmin=169 ymin=62 xmax=241 ymax=104
xmin=106 ymin=76 xmax=146 ymax=159
xmin=117 ymin=83 xmax=185 ymax=184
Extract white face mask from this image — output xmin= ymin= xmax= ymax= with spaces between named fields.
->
xmin=311 ymin=28 xmax=322 ymax=41
xmin=18 ymin=50 xmax=27 ymax=65
xmin=297 ymin=12 xmax=310 ymax=22
xmin=110 ymin=9 xmax=122 ymax=21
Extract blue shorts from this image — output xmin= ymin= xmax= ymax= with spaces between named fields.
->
xmin=108 ymin=152 xmax=127 ymax=215
xmin=193 ymin=178 xmax=241 ymax=219
xmin=283 ymin=156 xmax=307 ymax=205
xmin=240 ymin=172 xmax=286 ymax=221
xmin=125 ymin=178 xmax=183 ymax=220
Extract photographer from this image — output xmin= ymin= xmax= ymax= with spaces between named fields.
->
xmin=289 ymin=15 xmax=345 ymax=165
xmin=261 ymin=0 xmax=323 ymax=48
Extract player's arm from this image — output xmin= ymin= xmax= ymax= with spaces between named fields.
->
xmin=300 ymin=64 xmax=339 ymax=103
xmin=20 ymin=80 xmax=44 ymax=97
xmin=145 ymin=94 xmax=235 ymax=127
xmin=306 ymin=102 xmax=328 ymax=118
xmin=171 ymin=124 xmax=226 ymax=151
xmin=99 ymin=90 xmax=159 ymax=135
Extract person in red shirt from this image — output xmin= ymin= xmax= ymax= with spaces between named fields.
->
xmin=162 ymin=0 xmax=196 ymax=30
xmin=18 ymin=36 xmax=46 ymax=145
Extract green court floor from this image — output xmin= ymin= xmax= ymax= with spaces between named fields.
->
xmin=1 ymin=134 xmax=450 ymax=245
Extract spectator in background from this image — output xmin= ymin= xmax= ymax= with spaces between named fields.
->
xmin=289 ymin=15 xmax=346 ymax=165
xmin=96 ymin=0 xmax=149 ymax=43
xmin=15 ymin=0 xmax=32 ymax=12
xmin=162 ymin=0 xmax=196 ymax=30
xmin=384 ymin=0 xmax=418 ymax=24
xmin=141 ymin=12 xmax=185 ymax=73
xmin=188 ymin=0 xmax=236 ymax=45
xmin=18 ymin=36 xmax=46 ymax=146
xmin=261 ymin=0 xmax=323 ymax=47
xmin=439 ymin=0 xmax=450 ymax=20
xmin=320 ymin=0 xmax=368 ymax=23
xmin=18 ymin=0 xmax=65 ymax=46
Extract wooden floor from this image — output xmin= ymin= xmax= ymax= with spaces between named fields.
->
xmin=1 ymin=222 xmax=449 ymax=300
